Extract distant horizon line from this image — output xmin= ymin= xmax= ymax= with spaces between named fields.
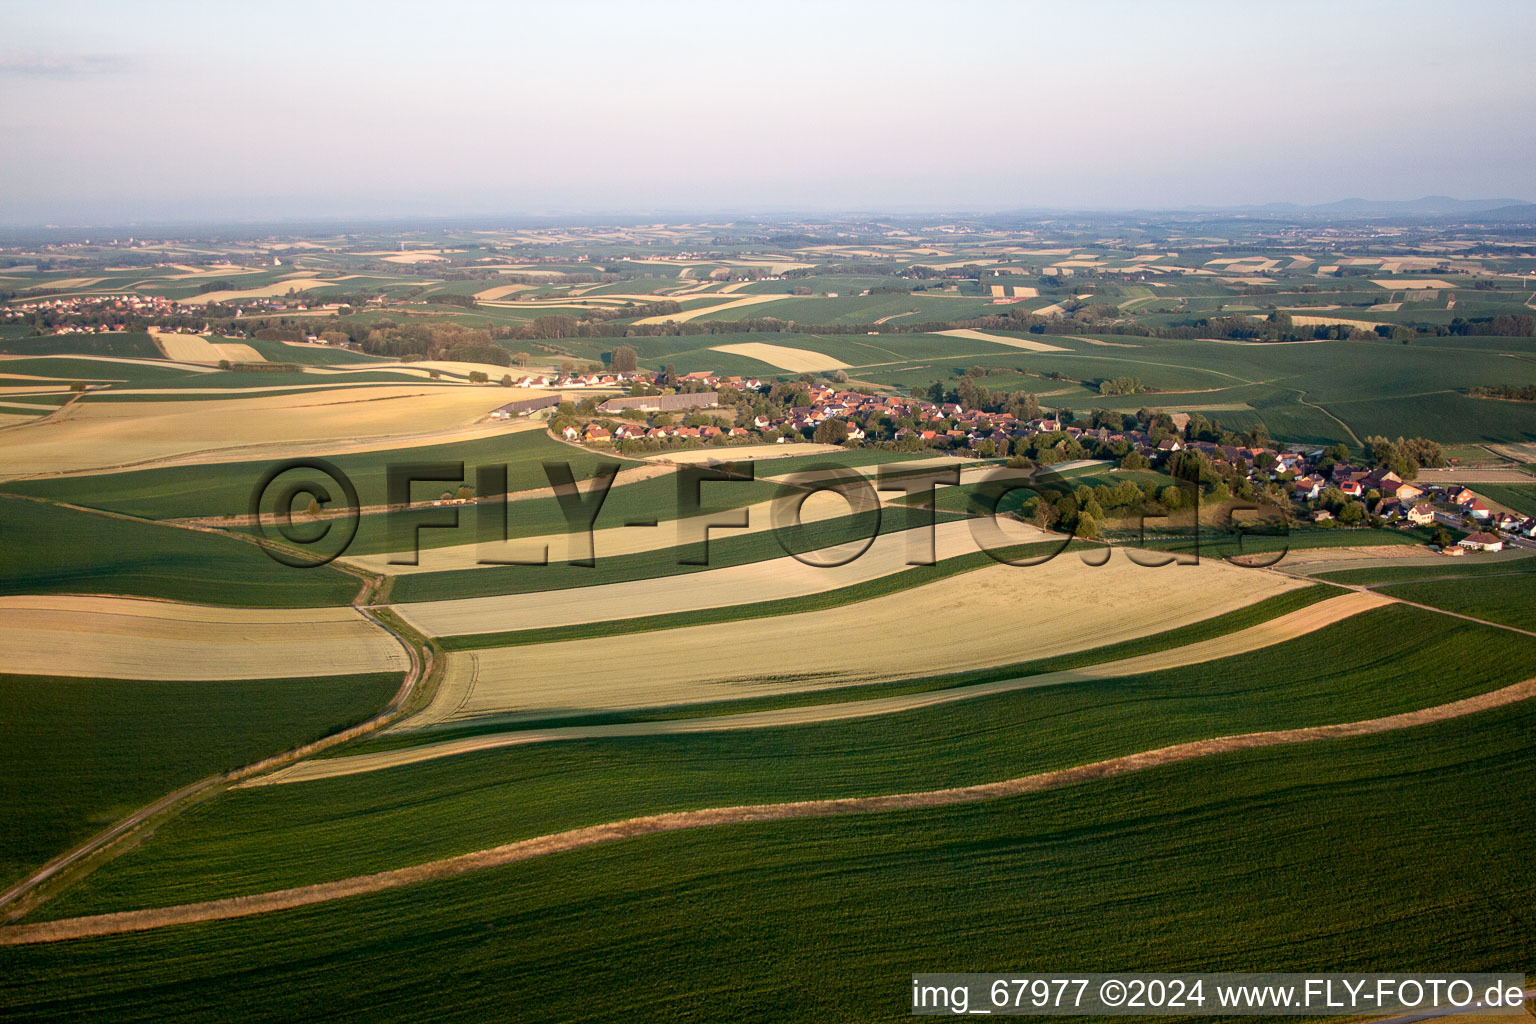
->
xmin=2 ymin=194 xmax=1533 ymax=235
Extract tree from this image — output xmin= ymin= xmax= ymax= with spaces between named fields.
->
xmin=467 ymin=370 xmax=489 ymax=383
xmin=455 ymin=485 xmax=474 ymax=501
xmin=1430 ymin=527 xmax=1454 ymax=549
xmin=813 ymin=419 xmax=849 ymax=445
xmin=1338 ymin=501 xmax=1367 ymax=526
xmin=1098 ymin=375 xmax=1144 ymax=396
xmin=610 ymin=345 xmax=638 ymax=372
xmin=500 ymin=374 xmax=513 ymax=387
xmin=305 ymin=497 xmax=321 ymax=517
xmin=513 ymin=352 xmax=532 ymax=367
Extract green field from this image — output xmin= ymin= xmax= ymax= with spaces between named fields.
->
xmin=11 ymin=429 xmax=636 ymax=520
xmin=0 ymin=355 xmax=195 ymax=385
xmin=0 ymin=497 xmax=359 ymax=606
xmin=1314 ymin=553 xmax=1536 ymax=585
xmin=5 ymin=693 xmax=1532 ymax=1022
xmin=1377 ymin=573 xmax=1536 ymax=631
xmin=692 ymin=293 xmax=1001 ymax=325
xmin=0 ymin=671 xmax=401 ymax=889
xmin=7 ymin=222 xmax=1536 ymax=1020
xmin=35 ymin=603 xmax=1528 ymax=918
xmin=1473 ymin=483 xmax=1536 ymax=517
xmin=324 ymin=468 xmax=780 ymax=557
xmin=0 ymin=333 xmax=163 ymax=359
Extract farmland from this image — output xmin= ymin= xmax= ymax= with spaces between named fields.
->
xmin=0 ymin=497 xmax=359 ymax=607
xmin=9 ymin=698 xmax=1531 ymax=1024
xmin=1376 ymin=574 xmax=1536 ymax=632
xmin=9 ymin=428 xmax=636 ymax=520
xmin=399 ymin=555 xmax=1307 ymax=730
xmin=0 ymin=670 xmax=401 ymax=890
xmin=2 ymin=211 xmax=1535 ymax=1020
xmin=27 ymin=603 xmax=1520 ymax=915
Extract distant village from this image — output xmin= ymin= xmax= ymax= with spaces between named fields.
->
xmin=0 ymin=293 xmax=348 ymax=330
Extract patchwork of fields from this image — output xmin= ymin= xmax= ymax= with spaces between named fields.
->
xmin=2 ymin=221 xmax=1533 ymax=1021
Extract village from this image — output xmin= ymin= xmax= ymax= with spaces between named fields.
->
xmin=535 ymin=368 xmax=1536 ymax=553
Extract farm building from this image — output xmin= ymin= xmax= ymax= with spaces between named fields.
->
xmin=491 ymin=395 xmax=562 ymax=419
xmin=597 ymin=392 xmax=720 ymax=414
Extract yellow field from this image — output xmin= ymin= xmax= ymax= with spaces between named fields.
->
xmin=708 ymin=342 xmax=849 ymax=372
xmin=0 ymin=385 xmax=539 ymax=478
xmin=180 ymin=278 xmax=347 ymax=305
xmin=398 ymin=553 xmax=1307 ymax=729
xmin=0 ymin=596 xmax=408 ymax=680
xmin=257 ymin=592 xmax=1391 ymax=784
xmin=19 ymin=277 xmax=102 ymax=293
xmin=341 ymin=483 xmax=913 ymax=575
xmin=1285 ymin=314 xmax=1388 ymax=331
xmin=937 ymin=328 xmax=1068 ymax=352
xmin=395 ymin=519 xmax=1047 ymax=637
xmin=644 ymin=442 xmax=845 ymax=464
xmin=633 ymin=294 xmax=801 ymax=325
xmin=1370 ymin=278 xmax=1453 ymax=289
xmin=471 ymin=283 xmax=538 ymax=301
xmin=150 ymin=330 xmax=265 ymax=365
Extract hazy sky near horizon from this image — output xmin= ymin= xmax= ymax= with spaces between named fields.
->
xmin=3 ymin=0 xmax=1533 ymax=224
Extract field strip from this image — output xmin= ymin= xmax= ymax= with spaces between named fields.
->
xmin=643 ymin=442 xmax=847 ymax=464
xmin=397 ymin=554 xmax=1310 ymax=729
xmin=0 ymin=595 xmax=410 ymax=680
xmin=631 ymin=294 xmax=801 ymax=325
xmin=266 ymin=591 xmax=1379 ymax=784
xmin=341 ymin=486 xmax=920 ymax=575
xmin=0 ymin=603 xmax=425 ymax=923
xmin=1284 ymin=314 xmax=1386 ymax=331
xmin=936 ymin=329 xmax=1069 ymax=352
xmin=2 ymin=418 xmax=543 ymax=481
xmin=148 ymin=329 xmax=264 ymax=365
xmin=11 ymin=657 xmax=1518 ymax=945
xmin=96 ymin=380 xmax=474 ymax=396
xmin=179 ymin=278 xmax=346 ymax=304
xmin=0 ymin=353 xmax=218 ymax=374
xmin=394 ymin=519 xmax=1048 ymax=636
xmin=0 ymin=387 xmax=542 ymax=479
xmin=708 ymin=343 xmax=849 ymax=372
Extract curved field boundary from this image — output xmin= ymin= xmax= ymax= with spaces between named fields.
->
xmin=0 ymin=605 xmax=426 ymax=924
xmin=249 ymin=591 xmax=1387 ymax=786
xmin=5 ymin=670 xmax=1528 ymax=947
xmin=937 ymin=328 xmax=1069 ymax=352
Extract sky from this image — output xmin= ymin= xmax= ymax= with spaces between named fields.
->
xmin=2 ymin=0 xmax=1534 ymax=225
